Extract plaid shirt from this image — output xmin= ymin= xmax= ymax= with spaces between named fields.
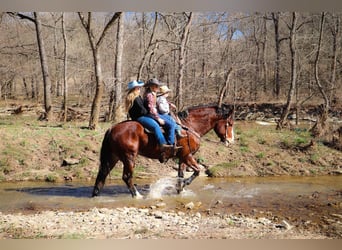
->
xmin=145 ymin=91 xmax=160 ymax=120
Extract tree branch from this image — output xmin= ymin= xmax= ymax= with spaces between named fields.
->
xmin=97 ymin=12 xmax=122 ymax=48
xmin=7 ymin=12 xmax=36 ymax=23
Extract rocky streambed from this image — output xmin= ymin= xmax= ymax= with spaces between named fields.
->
xmin=0 ymin=206 xmax=329 ymax=239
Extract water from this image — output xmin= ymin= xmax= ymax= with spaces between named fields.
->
xmin=0 ymin=175 xmax=341 ymax=215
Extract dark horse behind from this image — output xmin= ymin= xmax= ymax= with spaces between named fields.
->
xmin=92 ymin=103 xmax=234 ymax=198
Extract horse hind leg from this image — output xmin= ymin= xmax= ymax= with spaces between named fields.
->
xmin=92 ymin=155 xmax=119 ymax=197
xmin=122 ymin=156 xmax=143 ymax=199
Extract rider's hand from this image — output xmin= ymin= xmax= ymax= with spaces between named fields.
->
xmin=158 ymin=118 xmax=165 ymax=125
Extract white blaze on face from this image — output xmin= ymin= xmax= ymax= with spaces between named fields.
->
xmin=225 ymin=126 xmax=234 ymax=146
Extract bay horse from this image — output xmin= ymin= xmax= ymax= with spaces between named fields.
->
xmin=92 ymin=103 xmax=234 ymax=198
xmin=213 ymin=115 xmax=235 ymax=146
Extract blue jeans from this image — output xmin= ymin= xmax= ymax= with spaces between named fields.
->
xmin=159 ymin=113 xmax=176 ymax=145
xmin=137 ymin=116 xmax=167 ymax=145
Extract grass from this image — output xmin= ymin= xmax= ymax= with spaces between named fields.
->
xmin=0 ymin=114 xmax=341 ymax=182
xmin=206 ymin=160 xmax=241 ymax=177
xmin=202 ymin=120 xmax=341 ymax=177
xmin=0 ymin=115 xmax=106 ymax=182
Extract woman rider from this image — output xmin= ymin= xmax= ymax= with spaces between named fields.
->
xmin=143 ymin=78 xmax=181 ymax=149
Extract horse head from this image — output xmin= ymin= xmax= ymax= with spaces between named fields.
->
xmin=214 ymin=104 xmax=235 ymax=146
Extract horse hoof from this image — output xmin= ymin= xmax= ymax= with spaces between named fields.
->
xmin=176 ymin=178 xmax=184 ymax=194
xmin=92 ymin=188 xmax=99 ymax=197
xmin=134 ymin=192 xmax=144 ymax=199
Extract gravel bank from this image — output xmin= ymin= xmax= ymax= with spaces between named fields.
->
xmin=0 ymin=207 xmax=327 ymax=239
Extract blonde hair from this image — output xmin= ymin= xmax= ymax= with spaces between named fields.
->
xmin=125 ymin=88 xmax=140 ymax=113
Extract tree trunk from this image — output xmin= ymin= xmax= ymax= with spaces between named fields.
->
xmin=329 ymin=14 xmax=339 ymax=101
xmin=52 ymin=14 xmax=60 ymax=96
xmin=272 ymin=12 xmax=281 ymax=98
xmin=108 ymin=12 xmax=124 ymax=123
xmin=89 ymin=50 xmax=103 ymax=130
xmin=34 ymin=12 xmax=53 ymax=121
xmin=78 ymin=12 xmax=122 ymax=130
xmin=310 ymin=12 xmax=330 ymax=137
xmin=61 ymin=13 xmax=68 ymax=122
xmin=176 ymin=12 xmax=193 ymax=109
xmin=218 ymin=67 xmax=233 ymax=107
xmin=137 ymin=12 xmax=158 ymax=80
xmin=262 ymin=14 xmax=268 ymax=93
xmin=277 ymin=12 xmax=297 ymax=130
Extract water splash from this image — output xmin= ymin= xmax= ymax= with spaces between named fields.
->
xmin=148 ymin=177 xmax=178 ymax=199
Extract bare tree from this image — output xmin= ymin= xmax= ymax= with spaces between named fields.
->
xmin=78 ymin=12 xmax=121 ymax=130
xmin=137 ymin=12 xmax=158 ymax=80
xmin=61 ymin=13 xmax=68 ymax=122
xmin=51 ymin=13 xmax=62 ymax=97
xmin=108 ymin=12 xmax=124 ymax=122
xmin=175 ymin=12 xmax=193 ymax=109
xmin=261 ymin=14 xmax=269 ymax=93
xmin=34 ymin=12 xmax=53 ymax=121
xmin=218 ymin=67 xmax=233 ymax=107
xmin=277 ymin=12 xmax=298 ymax=130
xmin=6 ymin=12 xmax=53 ymax=120
xmin=328 ymin=13 xmax=340 ymax=101
xmin=271 ymin=12 xmax=288 ymax=98
xmin=2 ymin=12 xmax=341 ymax=119
xmin=310 ymin=12 xmax=330 ymax=137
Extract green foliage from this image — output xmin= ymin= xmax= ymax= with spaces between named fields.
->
xmin=206 ymin=160 xmax=240 ymax=177
xmin=240 ymin=146 xmax=249 ymax=153
xmin=255 ymin=152 xmax=265 ymax=159
xmin=45 ymin=174 xmax=58 ymax=182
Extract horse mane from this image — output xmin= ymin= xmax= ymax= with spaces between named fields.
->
xmin=177 ymin=103 xmax=234 ymax=120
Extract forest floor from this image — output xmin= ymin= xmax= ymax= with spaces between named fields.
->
xmin=0 ymin=101 xmax=341 ymax=239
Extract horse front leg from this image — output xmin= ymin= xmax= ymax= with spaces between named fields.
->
xmin=176 ymin=163 xmax=186 ymax=193
xmin=122 ymin=157 xmax=143 ymax=199
xmin=177 ymin=156 xmax=200 ymax=193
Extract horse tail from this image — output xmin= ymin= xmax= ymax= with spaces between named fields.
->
xmin=92 ymin=128 xmax=114 ymax=197
xmin=100 ymin=128 xmax=113 ymax=169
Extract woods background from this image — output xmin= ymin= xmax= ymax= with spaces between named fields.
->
xmin=0 ymin=12 xmax=341 ymax=131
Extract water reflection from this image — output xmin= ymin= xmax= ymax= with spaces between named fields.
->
xmin=0 ymin=175 xmax=341 ymax=214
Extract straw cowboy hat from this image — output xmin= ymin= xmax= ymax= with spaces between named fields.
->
xmin=144 ymin=78 xmax=161 ymax=87
xmin=127 ymin=80 xmax=144 ymax=91
xmin=157 ymin=85 xmax=171 ymax=96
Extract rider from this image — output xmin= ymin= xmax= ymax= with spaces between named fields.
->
xmin=156 ymin=85 xmax=186 ymax=138
xmin=125 ymin=79 xmax=175 ymax=163
xmin=143 ymin=78 xmax=181 ymax=150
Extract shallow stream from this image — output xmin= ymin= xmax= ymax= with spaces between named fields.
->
xmin=0 ymin=176 xmax=341 ymax=223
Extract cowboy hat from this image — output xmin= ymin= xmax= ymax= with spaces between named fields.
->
xmin=127 ymin=80 xmax=144 ymax=91
xmin=157 ymin=85 xmax=171 ymax=96
xmin=144 ymin=78 xmax=161 ymax=87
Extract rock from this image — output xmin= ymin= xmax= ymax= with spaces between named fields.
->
xmin=156 ymin=202 xmax=166 ymax=208
xmin=61 ymin=158 xmax=80 ymax=166
xmin=184 ymin=202 xmax=195 ymax=210
xmin=153 ymin=211 xmax=163 ymax=219
xmin=276 ymin=220 xmax=292 ymax=230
